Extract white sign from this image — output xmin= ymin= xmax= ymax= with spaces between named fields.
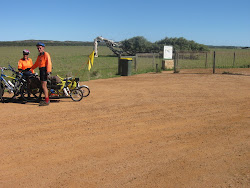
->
xmin=164 ymin=46 xmax=173 ymax=59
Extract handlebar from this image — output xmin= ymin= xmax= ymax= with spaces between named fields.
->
xmin=64 ymin=77 xmax=72 ymax=81
xmin=8 ymin=64 xmax=14 ymax=70
xmin=0 ymin=67 xmax=8 ymax=70
xmin=6 ymin=65 xmax=23 ymax=75
xmin=0 ymin=65 xmax=18 ymax=73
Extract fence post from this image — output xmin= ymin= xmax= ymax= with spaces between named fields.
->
xmin=205 ymin=52 xmax=208 ymax=68
xmin=118 ymin=54 xmax=121 ymax=75
xmin=153 ymin=53 xmax=155 ymax=69
xmin=213 ymin=51 xmax=216 ymax=74
xmin=174 ymin=51 xmax=179 ymax=73
xmin=135 ymin=54 xmax=138 ymax=72
xmin=177 ymin=52 xmax=179 ymax=68
xmin=233 ymin=52 xmax=236 ymax=67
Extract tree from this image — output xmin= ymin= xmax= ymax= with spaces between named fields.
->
xmin=120 ymin=36 xmax=209 ymax=55
xmin=155 ymin=37 xmax=209 ymax=52
xmin=121 ymin=36 xmax=153 ymax=55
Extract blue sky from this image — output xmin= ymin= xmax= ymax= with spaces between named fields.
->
xmin=0 ymin=0 xmax=249 ymax=46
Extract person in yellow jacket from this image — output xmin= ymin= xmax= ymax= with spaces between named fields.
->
xmin=30 ymin=42 xmax=52 ymax=106
xmin=18 ymin=49 xmax=34 ymax=75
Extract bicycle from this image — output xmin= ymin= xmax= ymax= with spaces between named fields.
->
xmin=0 ymin=66 xmax=24 ymax=101
xmin=37 ymin=74 xmax=84 ymax=102
xmin=0 ymin=65 xmax=41 ymax=102
xmin=56 ymin=75 xmax=90 ymax=97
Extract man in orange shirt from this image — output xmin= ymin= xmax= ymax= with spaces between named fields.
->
xmin=31 ymin=42 xmax=52 ymax=106
xmin=18 ymin=49 xmax=34 ymax=75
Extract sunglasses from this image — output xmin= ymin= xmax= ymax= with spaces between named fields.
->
xmin=37 ymin=47 xmax=43 ymax=50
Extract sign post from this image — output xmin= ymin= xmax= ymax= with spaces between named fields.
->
xmin=162 ymin=46 xmax=174 ymax=70
xmin=164 ymin=46 xmax=173 ymax=59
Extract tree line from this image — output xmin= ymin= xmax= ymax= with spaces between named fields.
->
xmin=121 ymin=36 xmax=210 ymax=55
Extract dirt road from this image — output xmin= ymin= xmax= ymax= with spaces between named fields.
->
xmin=1 ymin=71 xmax=249 ymax=187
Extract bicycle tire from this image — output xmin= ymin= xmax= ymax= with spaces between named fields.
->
xmin=70 ymin=89 xmax=83 ymax=102
xmin=0 ymin=82 xmax=4 ymax=101
xmin=20 ymin=83 xmax=40 ymax=102
xmin=10 ymin=80 xmax=22 ymax=100
xmin=80 ymin=86 xmax=90 ymax=97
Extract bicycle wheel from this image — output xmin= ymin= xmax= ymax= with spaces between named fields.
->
xmin=20 ymin=84 xmax=40 ymax=102
xmin=0 ymin=82 xmax=4 ymax=101
xmin=11 ymin=80 xmax=22 ymax=100
xmin=80 ymin=86 xmax=90 ymax=97
xmin=70 ymin=89 xmax=83 ymax=101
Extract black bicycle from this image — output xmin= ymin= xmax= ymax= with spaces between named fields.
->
xmin=2 ymin=65 xmax=41 ymax=102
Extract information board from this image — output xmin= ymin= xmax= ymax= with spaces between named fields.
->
xmin=163 ymin=46 xmax=173 ymax=59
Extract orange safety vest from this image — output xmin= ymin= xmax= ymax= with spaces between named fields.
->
xmin=31 ymin=52 xmax=52 ymax=72
xmin=18 ymin=58 xmax=34 ymax=73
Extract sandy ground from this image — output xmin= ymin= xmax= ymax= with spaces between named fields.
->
xmin=0 ymin=71 xmax=250 ymax=187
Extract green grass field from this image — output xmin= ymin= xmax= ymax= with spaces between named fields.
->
xmin=0 ymin=46 xmax=119 ymax=81
xmin=1 ymin=46 xmax=249 ymax=81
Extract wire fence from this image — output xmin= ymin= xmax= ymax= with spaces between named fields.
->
xmin=118 ymin=53 xmax=161 ymax=75
xmin=174 ymin=50 xmax=250 ymax=75
xmin=134 ymin=53 xmax=161 ymax=73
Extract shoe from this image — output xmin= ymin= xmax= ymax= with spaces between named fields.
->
xmin=39 ymin=100 xmax=50 ymax=106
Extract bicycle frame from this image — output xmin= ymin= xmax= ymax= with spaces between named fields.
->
xmin=56 ymin=75 xmax=90 ymax=97
xmin=0 ymin=65 xmax=32 ymax=102
xmin=55 ymin=75 xmax=77 ymax=95
xmin=0 ymin=67 xmax=16 ymax=93
xmin=47 ymin=75 xmax=85 ymax=101
xmin=56 ymin=75 xmax=88 ymax=90
xmin=8 ymin=65 xmax=28 ymax=96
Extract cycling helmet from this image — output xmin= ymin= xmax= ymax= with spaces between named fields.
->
xmin=36 ymin=42 xmax=45 ymax=47
xmin=23 ymin=49 xmax=30 ymax=55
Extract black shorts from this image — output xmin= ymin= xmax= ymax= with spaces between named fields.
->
xmin=39 ymin=67 xmax=48 ymax=81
